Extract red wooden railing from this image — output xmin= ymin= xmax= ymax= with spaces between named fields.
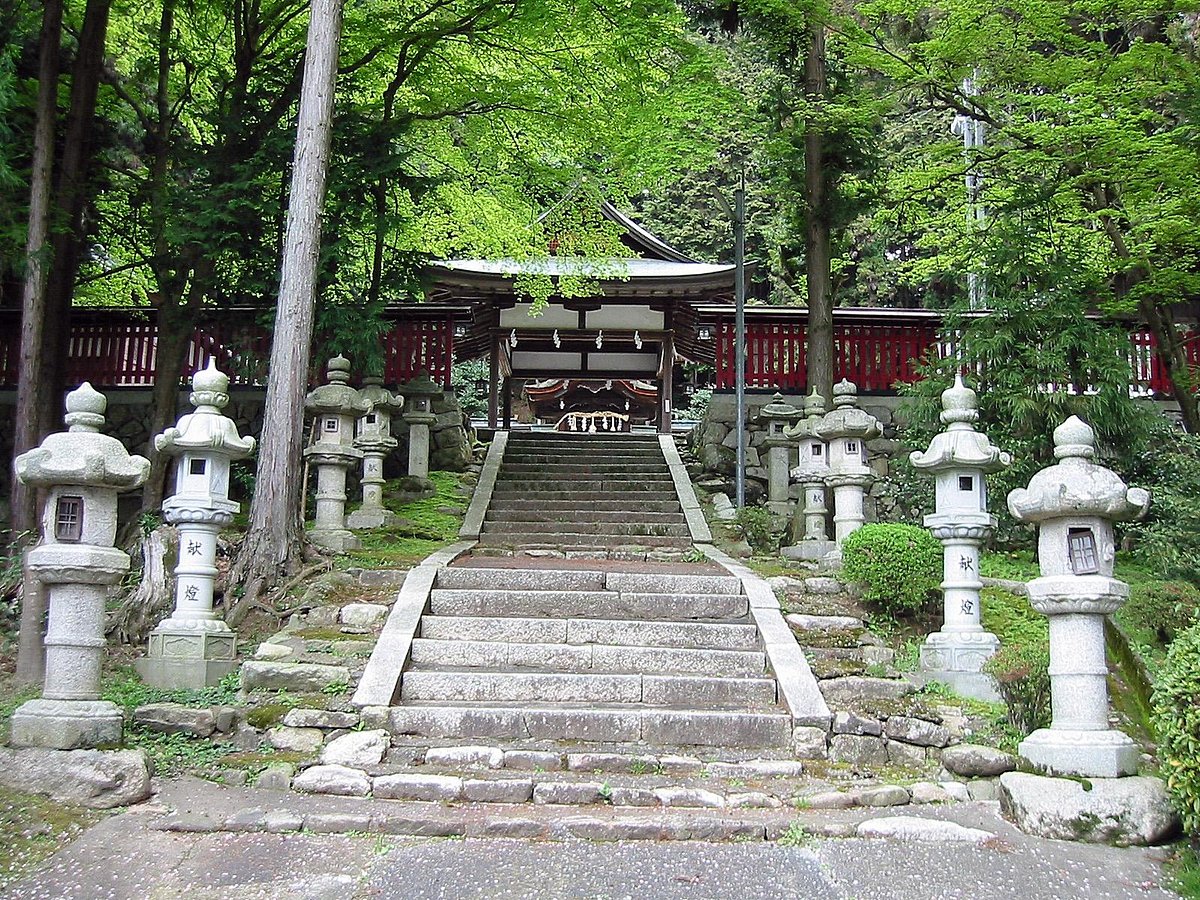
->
xmin=0 ymin=309 xmax=456 ymax=390
xmin=715 ymin=319 xmax=940 ymax=392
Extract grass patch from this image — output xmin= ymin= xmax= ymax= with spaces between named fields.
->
xmin=342 ymin=471 xmax=469 ymax=568
xmin=0 ymin=679 xmax=40 ymax=745
xmin=979 ymin=550 xmax=1039 ymax=582
xmin=123 ymin=727 xmax=230 ymax=776
xmin=980 ymin=587 xmax=1047 ymax=647
xmin=1168 ymin=845 xmax=1200 ymax=900
xmin=99 ymin=666 xmax=241 ymax=713
xmin=0 ymin=787 xmax=105 ymax=891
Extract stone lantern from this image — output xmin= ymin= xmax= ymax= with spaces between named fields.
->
xmin=400 ymin=372 xmax=442 ymax=480
xmin=304 ymin=355 xmax=368 ymax=551
xmin=1007 ymin=416 xmax=1149 ymax=778
xmin=910 ymin=375 xmax=1011 ymax=700
xmin=758 ymin=392 xmax=802 ymax=516
xmin=347 ymin=377 xmax=405 ymax=530
xmin=815 ymin=380 xmax=882 ymax=550
xmin=137 ymin=360 xmax=256 ymax=689
xmin=11 ymin=383 xmax=149 ymax=749
xmin=782 ymin=389 xmax=833 ymax=561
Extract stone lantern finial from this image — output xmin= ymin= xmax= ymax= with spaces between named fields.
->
xmin=1052 ymin=415 xmax=1096 ymax=461
xmin=190 ymin=357 xmax=230 ymax=411
xmin=64 ymin=382 xmax=107 ymax=433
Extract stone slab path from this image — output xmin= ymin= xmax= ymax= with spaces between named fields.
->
xmin=2 ymin=777 xmax=1178 ymax=899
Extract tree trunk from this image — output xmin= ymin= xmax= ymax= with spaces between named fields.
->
xmin=12 ymin=0 xmax=64 ymax=684
xmin=227 ymin=0 xmax=345 ymax=622
xmin=1140 ymin=297 xmax=1200 ymax=434
xmin=803 ymin=16 xmax=834 ymax=403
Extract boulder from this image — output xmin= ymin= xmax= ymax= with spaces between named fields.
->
xmin=884 ymin=715 xmax=952 ymax=749
xmin=340 ymin=604 xmax=389 ymax=628
xmin=941 ymin=744 xmax=1018 ymax=777
xmin=833 ymin=711 xmax=882 ymax=737
xmin=786 ymin=614 xmax=864 ymax=633
xmin=819 ymin=676 xmax=914 ymax=705
xmin=241 ymin=661 xmax=350 ymax=692
xmin=292 ymin=764 xmax=371 ymax=797
xmin=829 ymin=734 xmax=888 ymax=768
xmin=282 ymin=709 xmax=360 ymax=730
xmin=999 ymin=772 xmax=1180 ymax=846
xmin=132 ymin=703 xmax=216 ymax=738
xmin=0 ymin=747 xmax=150 ymax=809
xmin=909 ymin=782 xmax=953 ymax=804
xmin=857 ymin=816 xmax=993 ymax=843
xmin=319 ymin=730 xmax=389 ymax=768
xmin=267 ymin=726 xmax=324 ymax=754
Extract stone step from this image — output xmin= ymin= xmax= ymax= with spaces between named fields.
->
xmin=487 ymin=499 xmax=682 ymax=513
xmin=408 ymin=639 xmax=767 ymax=677
xmin=487 ymin=488 xmax=681 ymax=502
xmin=419 ymin=617 xmax=760 ymax=651
xmin=503 ymin=452 xmax=666 ymax=464
xmin=428 ymin=589 xmax=749 ymax=620
xmin=401 ymin=668 xmax=776 ymax=708
xmin=476 ymin=532 xmax=693 ymax=549
xmin=499 ymin=464 xmax=669 ymax=476
xmin=436 ymin=569 xmax=742 ymax=596
xmin=491 ymin=478 xmax=675 ymax=492
xmin=379 ymin=704 xmax=793 ymax=748
xmin=485 ymin=509 xmax=686 ymax=524
xmin=506 ymin=436 xmax=661 ymax=448
xmin=480 ymin=520 xmax=691 ymax=537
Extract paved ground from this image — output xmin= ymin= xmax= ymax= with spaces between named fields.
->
xmin=1 ymin=779 xmax=1178 ymax=900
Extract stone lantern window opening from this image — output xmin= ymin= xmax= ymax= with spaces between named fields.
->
xmin=365 ymin=413 xmax=377 ymax=426
xmin=959 ymin=475 xmax=973 ymax=492
xmin=189 ymin=458 xmax=207 ymax=476
xmin=54 ymin=495 xmax=84 ymax=543
xmin=324 ymin=417 xmax=338 ymax=433
xmin=846 ymin=440 xmax=858 ymax=455
xmin=811 ymin=444 xmax=822 ymax=458
xmin=1068 ymin=527 xmax=1100 ymax=575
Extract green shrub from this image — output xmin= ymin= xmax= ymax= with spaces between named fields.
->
xmin=1152 ymin=621 xmax=1200 ymax=837
xmin=734 ymin=506 xmax=786 ymax=554
xmin=841 ymin=523 xmax=942 ymax=618
xmin=1125 ymin=428 xmax=1200 ymax=586
xmin=983 ymin=639 xmax=1051 ymax=735
xmin=1120 ymin=581 xmax=1200 ymax=647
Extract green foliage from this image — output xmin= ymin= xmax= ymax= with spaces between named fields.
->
xmin=1167 ymin=846 xmax=1200 ymax=900
xmin=733 ymin=505 xmax=787 ymax=554
xmin=980 ymin=587 xmax=1047 ymax=650
xmin=123 ymin=728 xmax=229 ymax=777
xmin=978 ymin=552 xmax=1039 ymax=584
xmin=1119 ymin=581 xmax=1200 ymax=649
xmin=680 ymin=387 xmax=713 ymax=423
xmin=841 ymin=523 xmax=942 ymax=618
xmin=343 ymin=471 xmax=468 ymax=568
xmin=1152 ymin=621 xmax=1200 ymax=837
xmin=983 ymin=640 xmax=1051 ymax=736
xmin=1125 ymin=429 xmax=1200 ymax=586
xmin=101 ymin=667 xmax=241 ymax=713
xmin=451 ymin=359 xmax=490 ymax=419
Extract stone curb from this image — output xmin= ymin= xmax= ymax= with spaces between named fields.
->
xmin=351 ymin=541 xmax=476 ymax=708
xmin=697 ymin=543 xmax=832 ymax=731
xmin=459 ymin=431 xmax=508 ymax=540
xmin=659 ymin=434 xmax=713 ymax=543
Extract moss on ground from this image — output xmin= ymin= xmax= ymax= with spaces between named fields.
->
xmin=341 ymin=470 xmax=471 ymax=568
xmin=0 ymin=787 xmax=105 ymax=891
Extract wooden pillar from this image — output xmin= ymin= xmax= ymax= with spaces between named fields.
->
xmin=488 ymin=338 xmax=500 ymax=429
xmin=659 ymin=334 xmax=674 ymax=435
xmin=502 ymin=377 xmax=512 ymax=429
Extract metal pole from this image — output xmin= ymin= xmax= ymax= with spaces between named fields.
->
xmin=734 ymin=173 xmax=746 ymax=509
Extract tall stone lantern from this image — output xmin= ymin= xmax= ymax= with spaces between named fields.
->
xmin=1007 ymin=416 xmax=1149 ymax=778
xmin=347 ymin=376 xmax=404 ymax=530
xmin=138 ymin=359 xmax=256 ymax=689
xmin=815 ymin=380 xmax=882 ymax=550
xmin=11 ymin=383 xmax=149 ymax=749
xmin=910 ymin=375 xmax=1011 ymax=700
xmin=400 ymin=372 xmax=442 ymax=480
xmin=759 ymin=393 xmax=802 ymax=516
xmin=783 ymin=389 xmax=833 ymax=561
xmin=305 ymin=355 xmax=368 ymax=551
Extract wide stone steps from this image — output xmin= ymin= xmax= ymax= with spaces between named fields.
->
xmin=490 ymin=478 xmax=674 ymax=492
xmin=429 ymin=589 xmax=748 ymax=620
xmin=436 ymin=567 xmax=740 ymax=594
xmin=499 ymin=463 xmax=672 ymax=476
xmin=408 ymin=639 xmax=767 ymax=677
xmin=487 ymin=498 xmax=682 ymax=513
xmin=485 ymin=509 xmax=685 ymax=524
xmin=487 ymin=488 xmax=681 ymax=502
xmin=400 ymin=669 xmax=776 ymax=708
xmin=475 ymin=533 xmax=694 ymax=549
xmin=418 ymin=616 xmax=759 ymax=651
xmin=478 ymin=520 xmax=690 ymax=537
xmin=381 ymin=703 xmax=793 ymax=748
xmin=503 ymin=452 xmax=666 ymax=464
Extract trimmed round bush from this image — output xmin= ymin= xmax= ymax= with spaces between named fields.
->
xmin=841 ymin=523 xmax=942 ymax=618
xmin=1152 ymin=620 xmax=1200 ymax=836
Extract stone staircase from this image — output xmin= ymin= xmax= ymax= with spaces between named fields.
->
xmin=381 ymin=562 xmax=793 ymax=750
xmin=479 ymin=432 xmax=691 ymax=551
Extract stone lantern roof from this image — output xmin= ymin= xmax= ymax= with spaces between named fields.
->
xmin=758 ymin=392 xmax=800 ymax=423
xmin=909 ymin=375 xmax=1011 ymax=473
xmin=815 ymin=379 xmax=882 ymax=441
xmin=155 ymin=360 xmax=256 ymax=459
xmin=784 ymin=388 xmax=828 ymax=441
xmin=1007 ymin=416 xmax=1149 ymax=524
xmin=306 ymin=355 xmax=370 ymax=416
xmin=359 ymin=376 xmax=404 ymax=415
xmin=402 ymin=371 xmax=444 ymax=397
xmin=16 ymin=382 xmax=149 ymax=489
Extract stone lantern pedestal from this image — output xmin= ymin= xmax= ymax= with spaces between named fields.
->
xmin=782 ymin=389 xmax=834 ymax=561
xmin=401 ymin=373 xmax=442 ymax=480
xmin=759 ymin=393 xmax=802 ymax=517
xmin=347 ymin=377 xmax=404 ymax=530
xmin=305 ymin=356 xmax=368 ymax=552
xmin=1007 ymin=416 xmax=1149 ymax=778
xmin=910 ymin=376 xmax=1011 ymax=701
xmin=815 ymin=380 xmax=882 ymax=562
xmin=137 ymin=360 xmax=256 ymax=689
xmin=11 ymin=384 xmax=149 ymax=749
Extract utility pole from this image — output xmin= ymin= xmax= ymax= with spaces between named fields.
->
xmin=952 ymin=72 xmax=986 ymax=310
xmin=715 ymin=172 xmax=748 ymax=508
